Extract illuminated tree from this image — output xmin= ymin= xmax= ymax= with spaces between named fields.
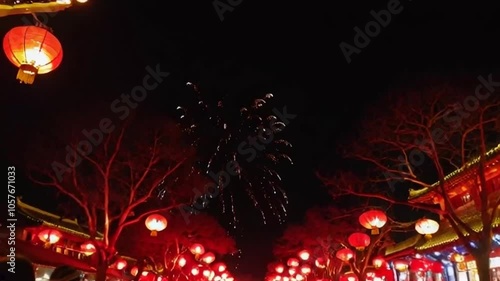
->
xmin=117 ymin=212 xmax=237 ymax=261
xmin=318 ymin=75 xmax=500 ymax=281
xmin=25 ymin=109 xmax=206 ymax=281
xmin=271 ymin=207 xmax=398 ymax=281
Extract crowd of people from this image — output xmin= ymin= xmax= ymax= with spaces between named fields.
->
xmin=1 ymin=256 xmax=83 ymax=281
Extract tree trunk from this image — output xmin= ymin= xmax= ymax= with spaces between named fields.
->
xmin=473 ymin=250 xmax=491 ymax=281
xmin=95 ymin=261 xmax=108 ymax=281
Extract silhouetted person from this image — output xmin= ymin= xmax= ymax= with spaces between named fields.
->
xmin=49 ymin=266 xmax=82 ymax=281
xmin=0 ymin=256 xmax=36 ymax=281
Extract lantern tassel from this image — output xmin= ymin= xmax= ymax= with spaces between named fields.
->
xmin=43 ymin=242 xmax=51 ymax=248
xmin=17 ymin=64 xmax=38 ymax=85
xmin=371 ymin=228 xmax=379 ymax=235
xmin=424 ymin=234 xmax=432 ymax=240
xmin=150 ymin=230 xmax=157 ymax=237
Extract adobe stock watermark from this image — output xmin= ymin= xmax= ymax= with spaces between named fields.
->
xmin=384 ymin=74 xmax=500 ymax=191
xmin=179 ymin=106 xmax=297 ymax=223
xmin=339 ymin=0 xmax=409 ymax=64
xmin=213 ymin=0 xmax=243 ymax=21
xmin=51 ymin=64 xmax=170 ymax=181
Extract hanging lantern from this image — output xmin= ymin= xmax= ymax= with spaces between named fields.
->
xmin=336 ymin=248 xmax=354 ymax=262
xmin=288 ymin=268 xmax=296 ymax=276
xmin=115 ymin=258 xmax=127 ymax=270
xmin=144 ymin=214 xmax=167 ymax=236
xmin=189 ymin=243 xmax=205 ymax=255
xmin=201 ymin=252 xmax=216 ymax=264
xmin=372 ymin=256 xmax=385 ymax=269
xmin=213 ymin=262 xmax=226 ymax=273
xmin=298 ymin=250 xmax=310 ymax=260
xmin=315 ymin=258 xmax=327 ymax=268
xmin=393 ymin=260 xmax=408 ymax=271
xmin=287 ymin=258 xmax=299 ymax=267
xmin=38 ymin=229 xmax=62 ymax=247
xmin=130 ymin=266 xmax=139 ymax=276
xmin=359 ymin=210 xmax=387 ymax=235
xmin=3 ymin=26 xmax=63 ymax=84
xmin=80 ymin=241 xmax=96 ymax=256
xmin=300 ymin=264 xmax=311 ymax=275
xmin=348 ymin=232 xmax=371 ymax=250
xmin=177 ymin=256 xmax=187 ymax=267
xmin=274 ymin=263 xmax=285 ymax=273
xmin=340 ymin=272 xmax=358 ymax=281
xmin=415 ymin=218 xmax=439 ymax=239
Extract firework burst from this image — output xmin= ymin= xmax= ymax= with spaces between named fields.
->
xmin=176 ymin=82 xmax=293 ymax=226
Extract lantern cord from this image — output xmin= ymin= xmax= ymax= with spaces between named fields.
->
xmin=31 ymin=13 xmax=54 ymax=33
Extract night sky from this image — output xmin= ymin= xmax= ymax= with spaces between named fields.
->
xmin=2 ymin=0 xmax=500 ymax=278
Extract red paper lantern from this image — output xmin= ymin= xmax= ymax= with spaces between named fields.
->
xmin=415 ymin=218 xmax=439 ymax=239
xmin=213 ymin=262 xmax=227 ymax=273
xmin=372 ymin=256 xmax=385 ymax=268
xmin=80 ymin=241 xmax=96 ymax=256
xmin=38 ymin=229 xmax=62 ymax=246
xmin=287 ymin=258 xmax=299 ymax=267
xmin=144 ymin=214 xmax=167 ymax=236
xmin=3 ymin=26 xmax=63 ymax=84
xmin=189 ymin=243 xmax=205 ymax=255
xmin=115 ymin=258 xmax=127 ymax=270
xmin=359 ymin=210 xmax=387 ymax=235
xmin=315 ymin=258 xmax=327 ymax=268
xmin=201 ymin=252 xmax=216 ymax=264
xmin=130 ymin=266 xmax=139 ymax=276
xmin=348 ymin=232 xmax=371 ymax=250
xmin=298 ymin=250 xmax=310 ymax=260
xmin=300 ymin=264 xmax=312 ymax=274
xmin=336 ymin=248 xmax=354 ymax=262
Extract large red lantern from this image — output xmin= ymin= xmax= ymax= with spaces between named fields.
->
xmin=336 ymin=248 xmax=354 ymax=262
xmin=3 ymin=26 xmax=63 ymax=84
xmin=358 ymin=210 xmax=387 ymax=235
xmin=144 ymin=214 xmax=167 ymax=236
xmin=348 ymin=232 xmax=371 ymax=250
xmin=415 ymin=218 xmax=439 ymax=239
xmin=38 ymin=229 xmax=62 ymax=247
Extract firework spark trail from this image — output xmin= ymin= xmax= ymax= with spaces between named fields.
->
xmin=174 ymin=82 xmax=293 ymax=227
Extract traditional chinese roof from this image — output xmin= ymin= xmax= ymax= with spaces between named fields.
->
xmin=0 ymin=0 xmax=77 ymax=17
xmin=17 ymin=197 xmax=103 ymax=239
xmin=385 ymin=209 xmax=500 ymax=257
xmin=408 ymin=144 xmax=500 ymax=202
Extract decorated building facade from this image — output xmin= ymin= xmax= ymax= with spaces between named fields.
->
xmin=0 ymin=198 xmax=135 ymax=281
xmin=384 ymin=145 xmax=500 ymax=281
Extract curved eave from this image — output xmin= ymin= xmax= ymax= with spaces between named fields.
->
xmin=0 ymin=2 xmax=72 ymax=17
xmin=408 ymin=144 xmax=500 ymax=201
xmin=384 ymin=211 xmax=500 ymax=258
xmin=17 ymin=197 xmax=104 ymax=240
